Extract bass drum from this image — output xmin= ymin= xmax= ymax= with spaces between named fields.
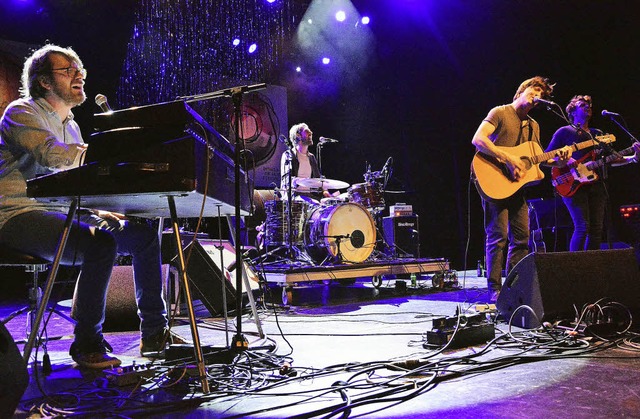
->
xmin=304 ymin=203 xmax=376 ymax=263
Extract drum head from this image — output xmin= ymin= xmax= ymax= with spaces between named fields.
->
xmin=305 ymin=202 xmax=375 ymax=263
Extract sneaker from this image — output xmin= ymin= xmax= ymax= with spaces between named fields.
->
xmin=70 ymin=339 xmax=121 ymax=369
xmin=140 ymin=327 xmax=171 ymax=357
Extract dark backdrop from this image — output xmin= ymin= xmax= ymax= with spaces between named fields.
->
xmin=2 ymin=0 xmax=639 ymax=270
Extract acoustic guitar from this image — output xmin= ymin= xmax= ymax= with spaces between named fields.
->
xmin=472 ymin=134 xmax=615 ymax=201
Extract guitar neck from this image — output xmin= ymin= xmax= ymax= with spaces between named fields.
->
xmin=589 ymin=144 xmax=635 ymax=169
xmin=534 ymin=136 xmax=614 ymax=165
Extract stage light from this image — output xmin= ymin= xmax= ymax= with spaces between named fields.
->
xmin=248 ymin=43 xmax=257 ymax=53
xmin=266 ymin=0 xmax=276 ymax=3
xmin=335 ymin=10 xmax=346 ymax=22
xmin=232 ymin=38 xmax=240 ymax=46
xmin=322 ymin=57 xmax=330 ymax=65
xmin=307 ymin=18 xmax=313 ymax=24
xmin=361 ymin=16 xmax=370 ymax=25
xmin=296 ymin=66 xmax=302 ymax=72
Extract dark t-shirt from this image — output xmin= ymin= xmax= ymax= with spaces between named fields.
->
xmin=485 ymin=104 xmax=541 ymax=148
xmin=546 ymin=125 xmax=604 ymax=160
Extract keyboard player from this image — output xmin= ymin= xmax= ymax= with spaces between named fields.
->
xmin=0 ymin=44 xmax=169 ymax=368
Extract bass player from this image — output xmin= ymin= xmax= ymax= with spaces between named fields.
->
xmin=545 ymin=94 xmax=640 ymax=251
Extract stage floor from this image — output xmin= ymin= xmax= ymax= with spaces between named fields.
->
xmin=3 ymin=270 xmax=640 ymax=418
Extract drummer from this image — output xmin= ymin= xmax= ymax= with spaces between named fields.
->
xmin=280 ymin=122 xmax=342 ymax=204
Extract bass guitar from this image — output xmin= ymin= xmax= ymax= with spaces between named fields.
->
xmin=472 ymin=134 xmax=615 ymax=201
xmin=552 ymin=141 xmax=634 ymax=197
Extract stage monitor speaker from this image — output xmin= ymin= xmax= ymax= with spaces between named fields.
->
xmin=182 ymin=239 xmax=259 ymax=317
xmin=496 ymin=248 xmax=640 ymax=329
xmin=0 ymin=323 xmax=29 ymax=419
xmin=71 ymin=265 xmax=170 ymax=332
xmin=382 ymin=215 xmax=420 ymax=258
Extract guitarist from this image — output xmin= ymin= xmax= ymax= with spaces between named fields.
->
xmin=471 ymin=76 xmax=571 ymax=303
xmin=545 ymin=95 xmax=640 ymax=251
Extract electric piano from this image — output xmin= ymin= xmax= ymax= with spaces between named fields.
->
xmin=26 ymin=100 xmax=253 ymax=217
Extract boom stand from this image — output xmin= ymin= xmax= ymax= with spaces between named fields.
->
xmin=230 ymin=85 xmax=266 ymax=350
xmin=181 ymin=83 xmax=266 ymax=350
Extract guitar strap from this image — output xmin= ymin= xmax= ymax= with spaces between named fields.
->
xmin=516 ymin=118 xmax=534 ymax=145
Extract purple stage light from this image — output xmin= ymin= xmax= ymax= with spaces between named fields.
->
xmin=232 ymin=38 xmax=240 ymax=46
xmin=361 ymin=16 xmax=370 ymax=25
xmin=248 ymin=43 xmax=257 ymax=53
xmin=322 ymin=57 xmax=330 ymax=65
xmin=335 ymin=10 xmax=346 ymax=22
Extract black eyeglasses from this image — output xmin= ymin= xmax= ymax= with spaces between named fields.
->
xmin=51 ymin=67 xmax=87 ymax=79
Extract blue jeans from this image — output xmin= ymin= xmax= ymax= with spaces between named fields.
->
xmin=562 ymin=182 xmax=607 ymax=251
xmin=483 ymin=193 xmax=530 ymax=292
xmin=0 ymin=210 xmax=167 ymax=348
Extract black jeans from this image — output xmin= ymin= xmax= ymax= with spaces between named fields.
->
xmin=483 ymin=193 xmax=530 ymax=292
xmin=562 ymin=181 xmax=607 ymax=251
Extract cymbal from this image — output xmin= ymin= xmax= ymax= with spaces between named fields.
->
xmin=295 ymin=177 xmax=350 ymax=190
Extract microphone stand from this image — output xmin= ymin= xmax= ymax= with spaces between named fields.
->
xmin=317 ymin=142 xmax=324 ymax=174
xmin=226 ymin=83 xmax=266 ymax=350
xmin=602 ymin=114 xmax=640 ymax=249
xmin=604 ymin=114 xmax=640 ymax=145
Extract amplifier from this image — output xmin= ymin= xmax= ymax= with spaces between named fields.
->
xmin=383 ymin=215 xmax=419 ymax=258
xmin=390 ymin=203 xmax=413 ymax=217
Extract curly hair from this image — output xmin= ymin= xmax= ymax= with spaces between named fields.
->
xmin=513 ymin=76 xmax=555 ymax=101
xmin=20 ymin=44 xmax=83 ymax=99
xmin=565 ymin=95 xmax=592 ymax=123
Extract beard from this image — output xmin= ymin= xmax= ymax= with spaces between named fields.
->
xmin=51 ymin=81 xmax=86 ymax=107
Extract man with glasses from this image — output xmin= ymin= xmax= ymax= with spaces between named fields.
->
xmin=0 ymin=44 xmax=169 ymax=368
xmin=545 ymin=95 xmax=640 ymax=251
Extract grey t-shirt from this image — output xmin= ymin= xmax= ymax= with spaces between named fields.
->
xmin=484 ymin=104 xmax=540 ymax=148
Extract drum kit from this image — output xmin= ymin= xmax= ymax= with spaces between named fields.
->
xmin=259 ymin=163 xmax=390 ymax=265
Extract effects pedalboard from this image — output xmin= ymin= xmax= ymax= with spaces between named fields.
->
xmin=104 ymin=362 xmax=157 ymax=386
xmin=425 ymin=312 xmax=495 ymax=349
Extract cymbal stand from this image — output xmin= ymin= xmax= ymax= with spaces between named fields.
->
xmin=283 ymin=148 xmax=296 ymax=262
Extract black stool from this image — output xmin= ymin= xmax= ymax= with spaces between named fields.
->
xmin=0 ymin=245 xmax=75 ymax=371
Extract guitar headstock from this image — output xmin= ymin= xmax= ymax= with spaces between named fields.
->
xmin=596 ymin=134 xmax=616 ymax=144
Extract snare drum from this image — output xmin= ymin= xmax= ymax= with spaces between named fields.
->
xmin=348 ymin=182 xmax=385 ymax=210
xmin=264 ymin=200 xmax=308 ymax=246
xmin=304 ymin=202 xmax=375 ymax=263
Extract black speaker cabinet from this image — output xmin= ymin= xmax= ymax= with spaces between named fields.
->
xmin=0 ymin=323 xmax=29 ymax=419
xmin=496 ymin=248 xmax=640 ymax=329
xmin=181 ymin=240 xmax=259 ymax=317
xmin=382 ymin=216 xmax=420 ymax=258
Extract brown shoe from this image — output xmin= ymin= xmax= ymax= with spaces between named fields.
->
xmin=70 ymin=340 xmax=121 ymax=369
xmin=140 ymin=327 xmax=171 ymax=357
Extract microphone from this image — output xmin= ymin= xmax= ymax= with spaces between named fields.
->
xmin=318 ymin=136 xmax=338 ymax=143
xmin=533 ymin=97 xmax=556 ymax=107
xmin=381 ymin=156 xmax=393 ymax=173
xmin=601 ymin=110 xmax=620 ymax=117
xmin=278 ymin=134 xmax=289 ymax=144
xmin=94 ymin=94 xmax=113 ymax=112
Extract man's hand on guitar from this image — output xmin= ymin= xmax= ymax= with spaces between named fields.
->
xmin=548 ymin=145 xmax=573 ymax=166
xmin=505 ymin=154 xmax=526 ymax=180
